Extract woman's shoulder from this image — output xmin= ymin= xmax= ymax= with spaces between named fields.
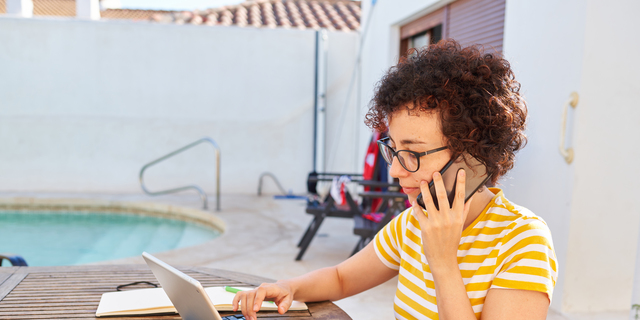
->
xmin=483 ymin=188 xmax=552 ymax=237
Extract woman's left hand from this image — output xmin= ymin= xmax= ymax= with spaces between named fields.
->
xmin=411 ymin=169 xmax=472 ymax=270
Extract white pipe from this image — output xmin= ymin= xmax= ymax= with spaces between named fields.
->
xmin=314 ymin=29 xmax=328 ymax=173
xmin=6 ymin=0 xmax=33 ymax=18
xmin=76 ymin=0 xmax=101 ymax=20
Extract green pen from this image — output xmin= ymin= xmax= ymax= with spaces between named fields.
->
xmin=224 ymin=286 xmax=276 ymax=305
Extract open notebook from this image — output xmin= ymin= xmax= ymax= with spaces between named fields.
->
xmin=96 ymin=286 xmax=308 ymax=317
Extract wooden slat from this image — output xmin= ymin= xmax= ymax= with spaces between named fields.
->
xmin=0 ymin=272 xmax=28 ymax=301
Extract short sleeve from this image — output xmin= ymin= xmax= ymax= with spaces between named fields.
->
xmin=491 ymin=219 xmax=558 ymax=301
xmin=373 ymin=208 xmax=408 ymax=270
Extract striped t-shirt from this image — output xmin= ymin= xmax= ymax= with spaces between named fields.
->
xmin=374 ymin=188 xmax=557 ymax=319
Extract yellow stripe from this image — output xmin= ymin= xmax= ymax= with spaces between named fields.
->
xmin=400 ymin=261 xmax=434 ymax=289
xmin=501 ymin=222 xmax=549 ymax=245
xmin=394 ymin=303 xmax=422 ymax=320
xmin=497 ymin=236 xmax=554 ymax=267
xmin=382 ymin=224 xmax=400 ymax=257
xmin=506 ymin=266 xmax=552 ymax=279
xmin=484 ymin=212 xmax=519 ymax=223
xmin=397 ymin=288 xmax=439 ymax=319
xmin=469 ymin=297 xmax=486 ymax=307
xmin=459 ymin=237 xmax=502 ymax=251
xmin=374 ymin=231 xmax=400 ymax=267
xmin=464 ymin=226 xmax=505 ymax=237
xmin=398 ymin=273 xmax=436 ymax=305
xmin=499 ymin=251 xmax=557 ymax=274
xmin=465 ymin=281 xmax=492 ymax=291
xmin=491 ymin=278 xmax=551 ymax=294
xmin=460 ymin=264 xmax=497 ymax=278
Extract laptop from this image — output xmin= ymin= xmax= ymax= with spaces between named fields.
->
xmin=142 ymin=252 xmax=245 ymax=320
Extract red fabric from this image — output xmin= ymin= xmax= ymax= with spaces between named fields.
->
xmin=362 ymin=132 xmax=381 ymax=185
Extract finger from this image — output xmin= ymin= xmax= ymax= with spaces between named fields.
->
xmin=432 ymin=171 xmax=451 ymax=211
xmin=245 ymin=291 xmax=257 ymax=320
xmin=240 ymin=292 xmax=249 ymax=318
xmin=232 ymin=292 xmax=243 ymax=312
xmin=253 ymin=287 xmax=267 ymax=312
xmin=451 ymin=169 xmax=466 ymax=213
xmin=418 ymin=179 xmax=439 ymax=217
xmin=275 ymin=294 xmax=293 ymax=314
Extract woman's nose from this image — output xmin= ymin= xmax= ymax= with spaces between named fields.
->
xmin=389 ymin=157 xmax=409 ymax=178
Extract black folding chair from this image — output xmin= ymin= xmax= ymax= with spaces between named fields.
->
xmin=296 ymin=172 xmax=363 ymax=261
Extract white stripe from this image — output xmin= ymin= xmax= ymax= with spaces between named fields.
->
xmin=461 ymin=231 xmax=504 ymax=243
xmin=498 ymin=244 xmax=552 ymax=268
xmin=489 ymin=206 xmax=519 ymax=217
xmin=467 ymin=289 xmax=488 ymax=299
xmin=472 ymin=303 xmax=484 ymax=314
xmin=496 ymin=270 xmax=553 ymax=284
xmin=399 ymin=266 xmax=437 ymax=298
xmin=464 ymin=273 xmax=495 ymax=286
xmin=379 ymin=226 xmax=402 ymax=263
xmin=393 ymin=307 xmax=410 ymax=320
xmin=374 ymin=241 xmax=400 ymax=270
xmin=396 ymin=282 xmax=435 ymax=320
xmin=462 ymin=246 xmax=498 ymax=257
xmin=512 ymin=257 xmax=556 ymax=270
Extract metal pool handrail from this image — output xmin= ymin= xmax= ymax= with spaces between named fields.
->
xmin=139 ymin=137 xmax=221 ymax=211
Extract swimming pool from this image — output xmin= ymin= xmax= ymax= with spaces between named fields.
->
xmin=0 ymin=200 xmax=224 ymax=267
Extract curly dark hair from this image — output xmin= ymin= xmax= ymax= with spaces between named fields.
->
xmin=365 ymin=39 xmax=527 ymax=185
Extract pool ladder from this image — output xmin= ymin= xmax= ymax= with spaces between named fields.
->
xmin=139 ymin=137 xmax=221 ymax=211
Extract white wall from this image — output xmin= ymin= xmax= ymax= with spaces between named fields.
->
xmin=563 ymin=0 xmax=640 ymax=314
xmin=0 ymin=17 xmax=358 ymax=196
xmin=501 ymin=0 xmax=587 ymax=312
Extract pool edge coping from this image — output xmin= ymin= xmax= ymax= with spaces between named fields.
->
xmin=0 ymin=197 xmax=226 ymax=234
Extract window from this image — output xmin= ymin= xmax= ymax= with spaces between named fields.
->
xmin=399 ymin=0 xmax=505 ymax=59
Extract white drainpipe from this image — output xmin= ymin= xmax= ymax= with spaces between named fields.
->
xmin=76 ymin=0 xmax=101 ymax=20
xmin=6 ymin=0 xmax=33 ymax=18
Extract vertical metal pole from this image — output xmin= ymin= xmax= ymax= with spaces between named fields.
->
xmin=314 ymin=29 xmax=328 ymax=173
xmin=216 ymin=149 xmax=221 ymax=211
xmin=312 ymin=31 xmax=319 ymax=172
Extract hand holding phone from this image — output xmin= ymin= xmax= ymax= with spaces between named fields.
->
xmin=417 ymin=154 xmax=492 ymax=210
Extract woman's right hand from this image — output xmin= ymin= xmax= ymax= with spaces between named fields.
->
xmin=231 ymin=281 xmax=294 ymax=320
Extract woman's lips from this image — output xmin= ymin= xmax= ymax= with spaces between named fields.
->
xmin=402 ymin=186 xmax=421 ymax=194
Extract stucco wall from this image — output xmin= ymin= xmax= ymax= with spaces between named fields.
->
xmin=0 ymin=17 xmax=359 ymax=195
xmin=501 ymin=0 xmax=587 ymax=312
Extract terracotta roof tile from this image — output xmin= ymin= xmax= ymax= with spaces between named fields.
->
xmin=0 ymin=0 xmax=174 ymax=20
xmin=152 ymin=0 xmax=361 ymax=31
xmin=0 ymin=0 xmax=360 ymax=31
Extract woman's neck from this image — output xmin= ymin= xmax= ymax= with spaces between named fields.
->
xmin=463 ymin=186 xmax=495 ymax=230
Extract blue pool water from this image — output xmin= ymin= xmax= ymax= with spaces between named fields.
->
xmin=0 ymin=211 xmax=221 ymax=266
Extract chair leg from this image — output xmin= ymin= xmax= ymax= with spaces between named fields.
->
xmin=297 ymin=216 xmax=317 ymax=248
xmin=351 ymin=236 xmax=371 ymax=256
xmin=351 ymin=238 xmax=364 ymax=256
xmin=296 ymin=214 xmax=325 ymax=261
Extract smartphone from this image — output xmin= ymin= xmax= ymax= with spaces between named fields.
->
xmin=416 ymin=154 xmax=492 ymax=210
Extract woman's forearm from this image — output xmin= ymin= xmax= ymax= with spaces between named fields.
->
xmin=431 ymin=264 xmax=476 ymax=320
xmin=281 ymin=266 xmax=346 ymax=302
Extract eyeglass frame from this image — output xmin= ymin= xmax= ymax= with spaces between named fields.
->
xmin=376 ymin=137 xmax=449 ymax=173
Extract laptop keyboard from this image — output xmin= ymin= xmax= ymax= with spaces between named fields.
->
xmin=221 ymin=315 xmax=246 ymax=320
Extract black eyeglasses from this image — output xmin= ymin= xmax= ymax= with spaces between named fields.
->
xmin=377 ymin=137 xmax=448 ymax=173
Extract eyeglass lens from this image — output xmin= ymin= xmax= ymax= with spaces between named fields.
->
xmin=378 ymin=143 xmax=419 ymax=172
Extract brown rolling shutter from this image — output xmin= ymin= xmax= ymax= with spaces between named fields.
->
xmin=446 ymin=0 xmax=506 ymax=53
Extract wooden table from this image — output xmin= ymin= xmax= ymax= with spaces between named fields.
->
xmin=0 ymin=265 xmax=351 ymax=319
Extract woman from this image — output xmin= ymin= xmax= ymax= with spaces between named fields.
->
xmin=233 ymin=40 xmax=557 ymax=320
